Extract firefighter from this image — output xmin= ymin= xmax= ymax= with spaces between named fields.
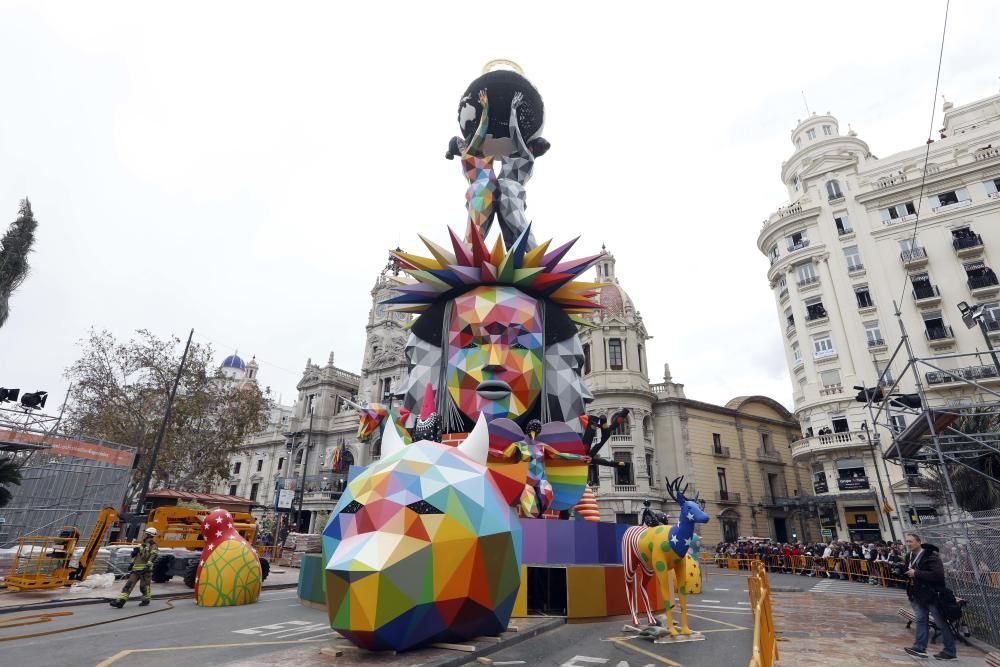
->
xmin=110 ymin=527 xmax=159 ymax=608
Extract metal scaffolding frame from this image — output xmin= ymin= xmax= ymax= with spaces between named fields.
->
xmin=0 ymin=405 xmax=136 ymax=547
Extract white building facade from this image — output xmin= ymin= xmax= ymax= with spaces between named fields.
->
xmin=757 ymin=92 xmax=1000 ymax=541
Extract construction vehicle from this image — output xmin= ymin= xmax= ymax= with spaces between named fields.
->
xmin=146 ymin=506 xmax=270 ymax=587
xmin=4 ymin=507 xmax=119 ymax=591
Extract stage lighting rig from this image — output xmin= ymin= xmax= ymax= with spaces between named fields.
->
xmin=19 ymin=391 xmax=48 ymax=410
xmin=0 ymin=388 xmax=20 ymax=403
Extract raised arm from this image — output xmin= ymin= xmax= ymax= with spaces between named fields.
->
xmin=509 ymin=91 xmax=531 ymax=158
xmin=467 ymin=90 xmax=490 ymax=155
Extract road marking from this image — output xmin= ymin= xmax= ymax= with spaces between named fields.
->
xmin=685 ymin=604 xmax=751 ymax=612
xmin=270 ymin=623 xmax=329 ymax=639
xmin=609 ymin=639 xmax=683 ymax=666
xmin=92 ymin=638 xmax=329 ymax=667
xmin=684 ymin=613 xmax=749 ymax=631
xmin=737 ymin=602 xmax=750 ymax=605
xmin=561 ymin=657 xmax=608 ymax=666
xmin=232 ymin=619 xmax=312 ymax=635
xmin=712 ymin=588 xmax=729 ymax=591
xmin=699 ymin=599 xmax=721 ymax=603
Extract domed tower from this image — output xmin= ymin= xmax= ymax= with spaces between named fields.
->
xmin=578 ymin=247 xmax=663 ymax=521
xmin=220 ymin=353 xmax=247 ymax=381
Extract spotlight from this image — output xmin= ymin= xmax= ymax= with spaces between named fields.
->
xmin=20 ymin=391 xmax=48 ymax=409
xmin=0 ymin=388 xmax=20 ymax=402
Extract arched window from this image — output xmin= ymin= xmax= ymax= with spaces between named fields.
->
xmin=371 ymin=438 xmax=382 ymax=462
xmin=341 ymin=450 xmax=355 ymax=470
xmin=611 ymin=412 xmax=631 ymax=437
xmin=826 ymin=180 xmax=843 ymax=199
xmin=721 ymin=509 xmax=740 ymax=543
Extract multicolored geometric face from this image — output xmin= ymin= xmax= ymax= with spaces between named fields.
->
xmin=322 ymin=436 xmax=525 ymax=652
xmin=447 ymin=286 xmax=543 ymax=423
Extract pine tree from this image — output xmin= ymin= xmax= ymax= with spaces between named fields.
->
xmin=0 ymin=199 xmax=39 ymax=328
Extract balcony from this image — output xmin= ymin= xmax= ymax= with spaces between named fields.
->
xmin=785 ymin=322 xmax=796 ymax=338
xmin=875 ymin=173 xmax=907 ymax=190
xmin=968 ymin=274 xmax=1000 ymax=298
xmin=814 ymin=348 xmax=838 ymax=361
xmin=836 ymin=226 xmax=854 ymax=238
xmin=806 ymin=313 xmax=829 ymax=328
xmin=712 ymin=446 xmax=731 ymax=458
xmin=757 ymin=447 xmax=782 ymax=462
xmin=867 ymin=338 xmax=887 ymax=351
xmin=779 ymin=287 xmax=789 ymax=301
xmin=613 ymin=484 xmax=638 ymax=494
xmin=609 ymin=434 xmax=632 ymax=445
xmin=819 ymin=384 xmax=843 ymax=396
xmin=790 ymin=430 xmax=867 ymax=461
xmin=925 ymin=325 xmax=955 ymax=348
xmin=847 ymin=263 xmax=866 ymax=276
xmin=797 ymin=275 xmax=819 ymax=290
xmin=973 ymin=146 xmax=1000 ymax=161
xmin=837 ymin=476 xmax=871 ymax=491
xmin=953 ymin=234 xmax=984 ymax=258
xmin=912 ymin=285 xmax=941 ymax=307
xmin=925 ymin=364 xmax=1000 ymax=386
xmin=714 ymin=490 xmax=741 ymax=504
xmin=787 ymin=239 xmax=811 ymax=254
xmin=931 ymin=198 xmax=971 ymax=214
xmin=900 ymin=247 xmax=928 ymax=268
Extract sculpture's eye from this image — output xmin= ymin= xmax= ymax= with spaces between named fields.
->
xmin=407 ymin=500 xmax=442 ymax=515
xmin=340 ymin=500 xmax=364 ymax=514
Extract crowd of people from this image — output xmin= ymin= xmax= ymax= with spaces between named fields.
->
xmin=713 ymin=539 xmax=911 ymax=585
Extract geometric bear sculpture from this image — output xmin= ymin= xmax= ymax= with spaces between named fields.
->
xmin=195 ymin=507 xmax=262 ymax=607
xmin=322 ymin=414 xmax=526 ymax=652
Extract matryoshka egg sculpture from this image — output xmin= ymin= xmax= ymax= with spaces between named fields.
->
xmin=195 ymin=508 xmax=262 ymax=607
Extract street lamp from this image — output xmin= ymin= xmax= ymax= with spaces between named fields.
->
xmin=957 ymin=300 xmax=1000 ymax=375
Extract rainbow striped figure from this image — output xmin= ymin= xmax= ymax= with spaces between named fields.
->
xmin=622 ymin=477 xmax=709 ymax=635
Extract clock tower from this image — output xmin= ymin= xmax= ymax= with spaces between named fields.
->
xmin=357 ymin=258 xmax=412 ymax=406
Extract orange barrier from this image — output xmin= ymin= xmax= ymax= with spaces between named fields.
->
xmin=712 ymin=554 xmax=909 ymax=589
xmin=747 ymin=560 xmax=777 ymax=667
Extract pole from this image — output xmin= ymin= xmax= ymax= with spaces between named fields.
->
xmin=861 ymin=421 xmax=897 ymax=542
xmin=977 ymin=319 xmax=1000 ymax=375
xmin=135 ymin=328 xmax=193 ymax=533
xmin=296 ymin=408 xmax=314 ymax=532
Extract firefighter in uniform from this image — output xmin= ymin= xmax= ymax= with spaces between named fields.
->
xmin=110 ymin=527 xmax=159 ymax=608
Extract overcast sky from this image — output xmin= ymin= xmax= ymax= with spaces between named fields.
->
xmin=1 ymin=1 xmax=998 ymax=414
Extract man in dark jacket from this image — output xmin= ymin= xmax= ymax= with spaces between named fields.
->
xmin=902 ymin=532 xmax=956 ymax=660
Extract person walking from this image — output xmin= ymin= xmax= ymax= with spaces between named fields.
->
xmin=110 ymin=527 xmax=159 ymax=608
xmin=902 ymin=532 xmax=956 ymax=660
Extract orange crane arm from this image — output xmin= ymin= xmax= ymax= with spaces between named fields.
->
xmin=71 ymin=507 xmax=118 ymax=581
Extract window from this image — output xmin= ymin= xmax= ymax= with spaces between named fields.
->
xmin=820 ymin=369 xmax=842 ymax=390
xmin=813 ymin=335 xmax=835 ymax=358
xmin=985 ymin=177 xmax=1000 ymax=196
xmin=229 ymin=484 xmax=238 ymax=496
xmin=880 ymin=201 xmax=917 ymax=223
xmin=983 ymin=302 xmax=1000 ymax=331
xmin=806 ymin=128 xmax=816 ymax=140
xmin=792 ymin=175 xmax=800 ymax=191
xmin=930 ymin=187 xmax=970 ymax=210
xmin=295 ymin=448 xmax=304 ymax=465
xmin=832 ymin=417 xmax=850 ymax=434
xmin=786 ymin=230 xmax=808 ymax=251
xmin=768 ymin=245 xmax=779 ymax=265
xmin=721 ymin=510 xmax=739 ymax=543
xmin=613 ymin=452 xmax=634 ymax=486
xmin=864 ymin=321 xmax=883 ymax=346
xmin=965 ymin=261 xmax=998 ymax=289
xmin=233 ymin=461 xmax=241 ymax=474
xmin=952 ymin=227 xmax=982 ymax=250
xmin=784 ymin=307 xmax=794 ymax=329
xmin=823 ymin=125 xmax=833 ymax=136
xmin=582 ymin=343 xmax=591 ymax=374
xmin=834 ymin=213 xmax=852 ymax=234
xmin=805 ymin=298 xmax=827 ymax=321
xmin=922 ymin=310 xmax=949 ymax=339
xmin=717 ymin=467 xmax=728 ymax=492
xmin=877 ymin=365 xmax=896 ymax=386
xmin=637 ymin=344 xmax=644 ymax=374
xmin=796 ymin=262 xmax=817 ymax=286
xmin=836 ymin=458 xmax=868 ymax=489
xmin=646 ymin=452 xmax=654 ymax=483
xmin=615 ymin=513 xmax=638 ymax=526
xmin=911 ymin=272 xmax=936 ymax=299
xmin=256 ymin=459 xmax=263 ymax=472
xmin=891 ymin=415 xmax=907 ymax=433
xmin=792 ymin=341 xmax=802 ymax=365
xmin=761 ymin=433 xmax=771 ymax=451
xmin=843 ymin=245 xmax=863 ymax=271
xmin=608 ymin=339 xmax=623 ymax=370
xmin=826 ymin=180 xmax=843 ymax=199
xmin=855 ymin=284 xmax=874 ymax=308
xmin=712 ymin=433 xmax=722 ymax=453
xmin=249 ymin=483 xmax=259 ymax=501
xmin=795 ymin=138 xmax=802 ymax=149
xmin=277 ymin=457 xmax=284 ymax=471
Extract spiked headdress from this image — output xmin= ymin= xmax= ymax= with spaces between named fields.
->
xmin=383 ymin=223 xmax=604 ymax=325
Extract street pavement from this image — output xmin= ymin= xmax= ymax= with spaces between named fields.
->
xmin=0 ymin=588 xmax=335 ymax=666
xmin=466 ymin=570 xmax=756 ymax=667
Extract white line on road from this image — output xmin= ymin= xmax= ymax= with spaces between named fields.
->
xmin=713 ymin=588 xmax=729 ymax=591
xmin=738 ymin=602 xmax=750 ymax=605
xmin=700 ymin=599 xmax=721 ymax=603
xmin=685 ymin=604 xmax=752 ymax=611
xmin=271 ymin=623 xmax=330 ymax=639
xmin=561 ymin=657 xmax=608 ymax=666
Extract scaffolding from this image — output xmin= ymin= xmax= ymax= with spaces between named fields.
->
xmin=859 ymin=311 xmax=1000 ymax=647
xmin=0 ymin=405 xmax=135 ymax=548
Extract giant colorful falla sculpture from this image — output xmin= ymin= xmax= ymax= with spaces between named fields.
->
xmin=323 ymin=62 xmax=707 ymax=651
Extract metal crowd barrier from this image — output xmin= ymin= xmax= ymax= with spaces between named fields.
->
xmin=711 ymin=554 xmax=911 ymax=588
xmin=747 ymin=560 xmax=777 ymax=667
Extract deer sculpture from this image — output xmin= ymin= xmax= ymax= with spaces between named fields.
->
xmin=621 ymin=476 xmax=709 ymax=636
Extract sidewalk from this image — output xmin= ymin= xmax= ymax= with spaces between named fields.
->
xmin=216 ymin=616 xmax=564 ymax=667
xmin=772 ymin=589 xmax=988 ymax=666
xmin=0 ymin=567 xmax=300 ymax=611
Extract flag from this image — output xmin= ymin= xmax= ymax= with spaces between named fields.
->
xmin=332 ymin=438 xmax=345 ymax=472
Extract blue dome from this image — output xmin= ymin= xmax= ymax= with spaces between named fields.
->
xmin=222 ymin=354 xmax=246 ymax=370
